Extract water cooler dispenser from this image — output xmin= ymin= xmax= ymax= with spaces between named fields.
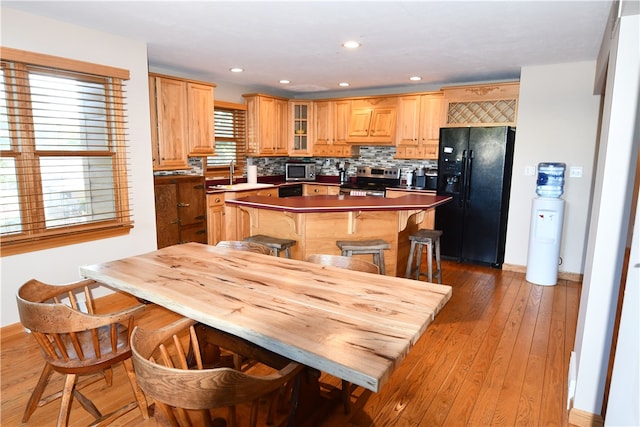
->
xmin=526 ymin=163 xmax=566 ymax=286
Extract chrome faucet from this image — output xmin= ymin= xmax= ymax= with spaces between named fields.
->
xmin=229 ymin=160 xmax=235 ymax=185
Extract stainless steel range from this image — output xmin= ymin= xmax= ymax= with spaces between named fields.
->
xmin=339 ymin=166 xmax=401 ymax=197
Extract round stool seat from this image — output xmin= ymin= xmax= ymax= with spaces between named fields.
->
xmin=243 ymin=235 xmax=296 ymax=258
xmin=406 ymin=229 xmax=443 ymax=283
xmin=336 ymin=239 xmax=390 ymax=275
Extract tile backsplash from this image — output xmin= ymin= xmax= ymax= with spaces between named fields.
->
xmin=249 ymin=146 xmax=437 ymax=178
xmin=152 ymin=147 xmax=438 ymax=178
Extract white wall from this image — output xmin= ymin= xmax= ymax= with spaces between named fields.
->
xmin=0 ymin=8 xmax=158 ymax=326
xmin=504 ymin=62 xmax=601 ymax=275
xmin=573 ymin=11 xmax=639 ymax=419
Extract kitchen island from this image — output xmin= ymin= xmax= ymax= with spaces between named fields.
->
xmin=225 ymin=193 xmax=451 ymax=276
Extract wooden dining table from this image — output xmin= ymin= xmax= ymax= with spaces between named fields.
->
xmin=79 ymin=242 xmax=451 ymax=393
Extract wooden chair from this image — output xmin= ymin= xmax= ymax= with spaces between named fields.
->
xmin=305 ymin=253 xmax=380 ymax=414
xmin=16 ymin=278 xmax=149 ymax=427
xmin=130 ymin=317 xmax=303 ymax=427
xmin=305 ymin=253 xmax=380 ymax=275
xmin=216 ymin=240 xmax=272 ymax=255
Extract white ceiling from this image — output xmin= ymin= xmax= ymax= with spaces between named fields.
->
xmin=3 ymin=1 xmax=614 ymax=96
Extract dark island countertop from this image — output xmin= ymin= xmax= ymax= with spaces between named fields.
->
xmin=225 ymin=194 xmax=451 ymax=213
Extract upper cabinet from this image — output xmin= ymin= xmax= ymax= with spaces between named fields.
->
xmin=441 ymin=82 xmax=519 ymax=127
xmin=395 ymin=92 xmax=443 ymax=160
xmin=244 ymin=94 xmax=288 ymax=157
xmin=346 ymin=97 xmax=397 ymax=145
xmin=289 ymin=101 xmax=313 ymax=157
xmin=149 ymin=73 xmax=215 ymax=171
xmin=313 ymin=100 xmax=358 ymax=158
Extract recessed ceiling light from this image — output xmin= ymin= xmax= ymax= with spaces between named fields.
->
xmin=279 ymin=80 xmax=290 ymax=84
xmin=342 ymin=41 xmax=361 ymax=49
xmin=339 ymin=82 xmax=350 ymax=87
xmin=410 ymin=76 xmax=422 ymax=81
xmin=229 ymin=67 xmax=244 ymax=73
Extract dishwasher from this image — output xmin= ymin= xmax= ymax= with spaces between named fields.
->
xmin=278 ymin=183 xmax=303 ymax=197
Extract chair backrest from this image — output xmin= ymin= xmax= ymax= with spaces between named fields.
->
xmin=216 ymin=240 xmax=272 ymax=255
xmin=306 ymin=254 xmax=380 ymax=274
xmin=16 ymin=279 xmax=145 ymax=372
xmin=130 ymin=317 xmax=301 ymax=425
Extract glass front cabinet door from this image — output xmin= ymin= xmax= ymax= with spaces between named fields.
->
xmin=289 ymin=101 xmax=313 ymax=156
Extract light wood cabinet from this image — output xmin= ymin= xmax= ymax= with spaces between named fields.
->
xmin=154 ymin=176 xmax=207 ymax=248
xmin=244 ymin=94 xmax=288 ymax=156
xmin=186 ymin=82 xmax=216 ymax=155
xmin=303 ymin=184 xmax=340 ymax=196
xmin=206 ymin=187 xmax=280 ymax=245
xmin=346 ymin=97 xmax=397 ymax=145
xmin=256 ymin=188 xmax=279 ymax=198
xmin=149 ymin=74 xmax=215 ymax=171
xmin=395 ymin=93 xmax=443 ymax=160
xmin=313 ymin=100 xmax=358 ymax=158
xmin=289 ymin=101 xmax=313 ymax=156
xmin=206 ymin=193 xmax=225 ymax=245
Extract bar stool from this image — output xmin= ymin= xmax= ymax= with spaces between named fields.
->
xmin=405 ymin=229 xmax=443 ymax=283
xmin=243 ymin=235 xmax=297 ymax=258
xmin=336 ymin=239 xmax=390 ymax=275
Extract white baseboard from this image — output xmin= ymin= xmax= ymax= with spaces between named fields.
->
xmin=568 ymin=350 xmax=577 ymax=410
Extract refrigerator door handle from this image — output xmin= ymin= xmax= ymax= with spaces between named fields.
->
xmin=465 ymin=150 xmax=474 ymax=208
xmin=460 ymin=150 xmax=468 ymax=208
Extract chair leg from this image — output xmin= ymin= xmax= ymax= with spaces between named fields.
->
xmin=415 ymin=244 xmax=423 ymax=280
xmin=122 ymin=358 xmax=149 ymax=419
xmin=434 ymin=238 xmax=442 ymax=283
xmin=405 ymin=241 xmax=416 ymax=279
xmin=57 ymin=373 xmax=76 ymax=427
xmin=72 ymin=388 xmax=102 ymax=420
xmin=377 ymin=250 xmax=386 ymax=275
xmin=22 ymin=363 xmax=54 ymax=422
xmin=426 ymin=240 xmax=433 ymax=282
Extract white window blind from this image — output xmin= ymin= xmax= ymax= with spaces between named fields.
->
xmin=207 ymin=102 xmax=246 ymax=177
xmin=0 ymin=48 xmax=132 ymax=255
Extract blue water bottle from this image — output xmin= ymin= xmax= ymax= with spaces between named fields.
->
xmin=536 ymin=163 xmax=566 ymax=198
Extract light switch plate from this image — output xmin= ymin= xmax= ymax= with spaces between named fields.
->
xmin=569 ymin=166 xmax=583 ymax=178
xmin=525 ymin=165 xmax=536 ymax=176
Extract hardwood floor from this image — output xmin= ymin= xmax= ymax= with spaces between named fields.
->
xmin=0 ymin=260 xmax=580 ymax=426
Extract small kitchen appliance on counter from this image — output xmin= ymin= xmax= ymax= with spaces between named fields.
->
xmin=285 ymin=161 xmax=316 ymax=182
xmin=339 ymin=166 xmax=400 ymax=197
xmin=414 ymin=166 xmax=438 ymax=190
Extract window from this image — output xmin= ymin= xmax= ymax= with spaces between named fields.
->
xmin=206 ymin=100 xmax=246 ymax=178
xmin=0 ymin=48 xmax=132 ymax=256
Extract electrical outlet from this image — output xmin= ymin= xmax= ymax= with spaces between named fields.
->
xmin=524 ymin=165 xmax=536 ymax=176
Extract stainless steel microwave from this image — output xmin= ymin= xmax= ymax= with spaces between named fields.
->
xmin=285 ymin=162 xmax=316 ymax=181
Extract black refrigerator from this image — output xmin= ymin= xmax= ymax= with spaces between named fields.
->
xmin=435 ymin=126 xmax=515 ymax=267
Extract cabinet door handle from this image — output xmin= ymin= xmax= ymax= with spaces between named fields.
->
xmin=194 ymin=184 xmax=204 ymax=190
xmin=214 ymin=198 xmax=221 ymax=203
xmin=170 ymin=219 xmax=180 ymax=224
xmin=195 ymin=215 xmax=206 ymax=221
xmin=314 ymin=189 xmax=320 ymax=193
xmin=177 ymin=202 xmax=190 ymax=208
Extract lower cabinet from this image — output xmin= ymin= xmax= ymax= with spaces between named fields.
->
xmin=206 ymin=193 xmax=225 ymax=245
xmin=303 ymin=184 xmax=340 ymax=196
xmin=154 ymin=176 xmax=207 ymax=248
